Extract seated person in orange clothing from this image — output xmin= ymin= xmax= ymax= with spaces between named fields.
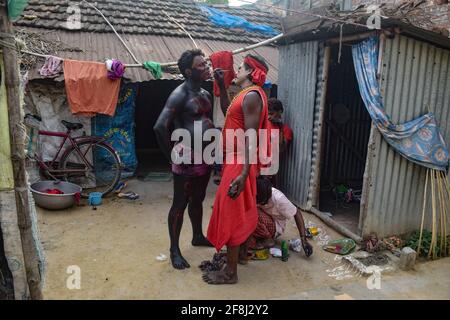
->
xmin=248 ymin=177 xmax=313 ymax=257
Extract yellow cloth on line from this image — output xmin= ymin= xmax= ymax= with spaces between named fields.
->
xmin=0 ymin=53 xmax=15 ymax=190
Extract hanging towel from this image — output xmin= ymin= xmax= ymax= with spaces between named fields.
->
xmin=143 ymin=61 xmax=162 ymax=79
xmin=63 ymin=59 xmax=121 ymax=117
xmin=210 ymin=51 xmax=236 ymax=97
xmin=39 ymin=55 xmax=63 ymax=77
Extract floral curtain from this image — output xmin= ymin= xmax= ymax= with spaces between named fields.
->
xmin=352 ymin=36 xmax=449 ymax=171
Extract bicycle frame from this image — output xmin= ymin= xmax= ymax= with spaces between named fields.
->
xmin=34 ymin=129 xmax=106 ymax=177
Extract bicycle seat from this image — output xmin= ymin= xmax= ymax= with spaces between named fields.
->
xmin=61 ymin=120 xmax=83 ymax=131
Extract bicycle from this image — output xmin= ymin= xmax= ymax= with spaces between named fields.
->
xmin=25 ymin=115 xmax=122 ymax=197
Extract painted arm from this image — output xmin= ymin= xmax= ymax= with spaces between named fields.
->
xmin=228 ymin=91 xmax=262 ymax=199
xmin=294 ymin=209 xmax=313 ymax=257
xmin=153 ymin=90 xmax=184 ymax=162
xmin=213 ymin=69 xmax=231 ymax=116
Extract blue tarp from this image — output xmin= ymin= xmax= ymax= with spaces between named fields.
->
xmin=92 ymin=84 xmax=138 ymax=179
xmin=352 ymin=36 xmax=449 ymax=171
xmin=199 ymin=5 xmax=279 ymax=36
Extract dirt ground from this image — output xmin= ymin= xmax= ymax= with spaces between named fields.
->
xmin=36 ymin=178 xmax=450 ymax=300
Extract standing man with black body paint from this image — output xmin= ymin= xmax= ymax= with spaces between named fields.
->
xmin=154 ymin=49 xmax=214 ymax=270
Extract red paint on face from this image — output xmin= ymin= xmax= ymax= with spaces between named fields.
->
xmin=192 ymin=55 xmax=211 ymax=81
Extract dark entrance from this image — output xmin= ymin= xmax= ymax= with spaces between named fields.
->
xmin=318 ymin=44 xmax=372 ymax=234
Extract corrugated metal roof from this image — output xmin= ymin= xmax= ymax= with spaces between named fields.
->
xmin=24 ymin=29 xmax=279 ymax=83
xmin=278 ymin=40 xmax=320 ymax=209
xmin=362 ymin=35 xmax=450 ymax=238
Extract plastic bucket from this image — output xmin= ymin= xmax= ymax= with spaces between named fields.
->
xmin=88 ymin=192 xmax=103 ymax=206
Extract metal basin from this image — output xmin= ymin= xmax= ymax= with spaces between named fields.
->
xmin=30 ymin=181 xmax=82 ymax=210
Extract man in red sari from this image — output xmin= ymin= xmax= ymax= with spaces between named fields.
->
xmin=203 ymin=54 xmax=271 ymax=285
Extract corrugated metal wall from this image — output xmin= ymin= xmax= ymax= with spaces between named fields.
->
xmin=362 ymin=35 xmax=450 ymax=237
xmin=278 ymin=41 xmax=320 ymax=208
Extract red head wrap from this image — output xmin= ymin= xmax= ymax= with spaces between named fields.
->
xmin=244 ymin=56 xmax=267 ymax=87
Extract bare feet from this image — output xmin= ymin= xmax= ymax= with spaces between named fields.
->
xmin=170 ymin=250 xmax=190 ymax=270
xmin=238 ymin=248 xmax=251 ymax=265
xmin=192 ymin=235 xmax=214 ymax=247
xmin=202 ymin=269 xmax=238 ymax=285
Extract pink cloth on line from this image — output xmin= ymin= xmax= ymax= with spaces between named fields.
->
xmin=39 ymin=56 xmax=63 ymax=77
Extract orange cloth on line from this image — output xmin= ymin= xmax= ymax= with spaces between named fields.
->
xmin=63 ymin=59 xmax=121 ymax=117
xmin=207 ymin=86 xmax=270 ymax=251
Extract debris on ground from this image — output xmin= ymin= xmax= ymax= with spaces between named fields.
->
xmin=156 ymin=253 xmax=168 ymax=261
xmin=252 ymin=249 xmax=269 ymax=260
xmin=270 ymin=248 xmax=282 ymax=258
xmin=323 ymin=238 xmax=356 ymax=255
xmin=289 ymin=238 xmax=302 ymax=253
xmin=356 ymin=252 xmax=389 ymax=266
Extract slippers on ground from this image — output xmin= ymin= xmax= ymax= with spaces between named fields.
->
xmin=117 ymin=191 xmax=139 ymax=200
xmin=114 ymin=181 xmax=127 ymax=193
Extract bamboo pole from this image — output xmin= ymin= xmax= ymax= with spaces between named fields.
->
xmin=308 ymin=45 xmax=331 ymax=209
xmin=0 ymin=3 xmax=43 ymax=299
xmin=437 ymin=170 xmax=445 ymax=256
xmin=430 ymin=169 xmax=437 ymax=259
xmin=417 ymin=168 xmax=429 ymax=255
xmin=309 ymin=207 xmax=363 ymax=244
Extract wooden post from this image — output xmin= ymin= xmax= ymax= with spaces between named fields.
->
xmin=0 ymin=3 xmax=43 ymax=300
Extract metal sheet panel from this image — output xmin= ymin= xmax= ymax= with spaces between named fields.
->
xmin=362 ymin=35 xmax=450 ymax=238
xmin=23 ymin=28 xmax=279 ymax=83
xmin=278 ymin=41 xmax=320 ymax=209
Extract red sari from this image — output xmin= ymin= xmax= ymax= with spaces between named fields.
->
xmin=207 ymin=86 xmax=269 ymax=251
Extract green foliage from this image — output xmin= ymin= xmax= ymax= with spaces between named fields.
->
xmin=405 ymin=230 xmax=450 ymax=258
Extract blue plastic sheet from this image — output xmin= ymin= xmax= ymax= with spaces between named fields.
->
xmin=92 ymin=84 xmax=138 ymax=179
xmin=352 ymin=37 xmax=449 ymax=171
xmin=199 ymin=5 xmax=279 ymax=36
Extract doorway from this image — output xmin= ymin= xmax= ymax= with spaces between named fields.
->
xmin=318 ymin=44 xmax=372 ymax=234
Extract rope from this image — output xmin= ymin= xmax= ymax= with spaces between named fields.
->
xmin=81 ymin=0 xmax=141 ymax=64
xmin=163 ymin=10 xmax=198 ymax=49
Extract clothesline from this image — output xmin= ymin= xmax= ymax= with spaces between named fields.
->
xmin=0 ymin=31 xmax=284 ymax=69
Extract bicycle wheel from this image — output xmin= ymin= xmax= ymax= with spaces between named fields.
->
xmin=59 ymin=140 xmax=121 ymax=197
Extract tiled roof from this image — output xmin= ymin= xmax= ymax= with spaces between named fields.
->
xmin=14 ymin=0 xmax=282 ymax=44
